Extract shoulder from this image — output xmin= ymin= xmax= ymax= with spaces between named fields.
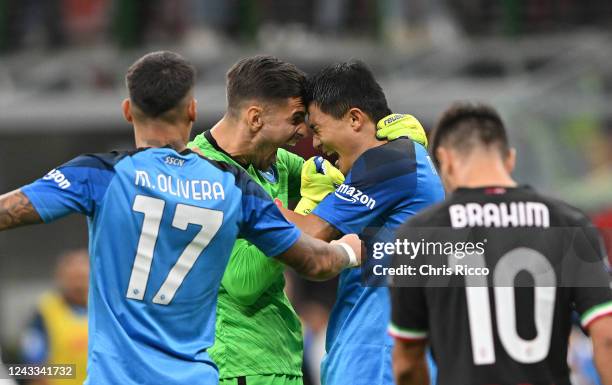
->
xmin=404 ymin=199 xmax=452 ymax=228
xmin=349 ymin=139 xmax=417 ymax=185
xmin=61 ymin=151 xmax=133 ymax=170
xmin=502 ymin=186 xmax=592 ymax=226
xmin=188 ymin=132 xmax=210 ymax=150
xmin=276 ymin=148 xmax=304 ymax=166
xmin=187 ymin=149 xmax=267 ymax=197
xmin=534 ymin=191 xmax=593 ymax=227
xmin=188 ymin=149 xmax=244 ymax=179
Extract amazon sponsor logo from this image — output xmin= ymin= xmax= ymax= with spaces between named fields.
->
xmin=334 ymin=183 xmax=376 ymax=210
xmin=43 ymin=169 xmax=71 ymax=189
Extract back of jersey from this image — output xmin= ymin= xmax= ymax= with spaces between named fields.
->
xmin=22 ymin=147 xmax=301 ymax=385
xmin=390 ymin=186 xmax=612 ymax=385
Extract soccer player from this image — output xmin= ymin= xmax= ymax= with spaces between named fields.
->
xmin=0 ymin=51 xmax=363 ymax=385
xmin=389 ymin=103 xmax=612 ymax=385
xmin=276 ymin=61 xmax=445 ymax=385
xmin=188 ymin=55 xmax=426 ymax=385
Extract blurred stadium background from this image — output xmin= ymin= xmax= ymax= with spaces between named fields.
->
xmin=0 ymin=1 xmax=611 ymax=384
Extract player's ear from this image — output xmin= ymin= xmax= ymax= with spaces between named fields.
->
xmin=436 ymin=147 xmax=454 ymax=188
xmin=187 ymin=98 xmax=197 ymax=123
xmin=435 ymin=147 xmax=449 ymax=172
xmin=246 ymin=105 xmax=264 ymax=133
xmin=122 ymin=99 xmax=133 ymax=123
xmin=504 ymin=147 xmax=516 ymax=174
xmin=347 ymin=108 xmax=366 ymax=132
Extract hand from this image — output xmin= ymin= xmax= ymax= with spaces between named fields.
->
xmin=331 ymin=234 xmax=363 ymax=268
xmin=294 ymin=156 xmax=345 ymax=215
xmin=376 ymin=113 xmax=428 ymax=148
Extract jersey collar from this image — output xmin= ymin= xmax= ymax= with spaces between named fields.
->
xmin=203 ymin=130 xmax=250 ymax=169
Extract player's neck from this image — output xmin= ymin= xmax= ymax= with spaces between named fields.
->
xmin=209 ymin=115 xmax=257 ymax=164
xmin=455 ymin=158 xmax=517 ymax=189
xmin=134 ymin=123 xmax=189 ymax=152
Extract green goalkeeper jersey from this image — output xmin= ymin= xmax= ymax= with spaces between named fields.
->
xmin=189 ymin=131 xmax=305 ymax=378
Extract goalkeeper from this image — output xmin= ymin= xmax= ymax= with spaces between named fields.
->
xmin=189 ymin=56 xmax=428 ymax=385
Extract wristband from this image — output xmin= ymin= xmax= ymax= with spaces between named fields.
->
xmin=336 ymin=242 xmax=359 ymax=268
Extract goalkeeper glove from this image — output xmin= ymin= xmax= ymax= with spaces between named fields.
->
xmin=376 ymin=113 xmax=428 ymax=148
xmin=294 ymin=156 xmax=345 ymax=215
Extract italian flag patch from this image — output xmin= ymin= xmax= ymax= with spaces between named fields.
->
xmin=388 ymin=323 xmax=428 ymax=341
xmin=581 ymin=301 xmax=612 ymax=329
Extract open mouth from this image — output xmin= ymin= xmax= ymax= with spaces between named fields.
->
xmin=324 ymin=149 xmax=340 ymax=167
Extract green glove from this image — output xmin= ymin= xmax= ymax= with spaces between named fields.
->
xmin=294 ymin=156 xmax=345 ymax=215
xmin=376 ymin=113 xmax=428 ymax=148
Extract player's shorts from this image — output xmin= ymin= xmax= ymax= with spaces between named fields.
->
xmin=219 ymin=374 xmax=303 ymax=385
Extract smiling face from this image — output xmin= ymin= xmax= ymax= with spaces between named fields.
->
xmin=250 ymin=96 xmax=307 ymax=169
xmin=307 ymin=103 xmax=357 ymax=174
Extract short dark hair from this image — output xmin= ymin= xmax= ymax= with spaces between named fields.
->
xmin=430 ymin=102 xmax=510 ymax=167
xmin=226 ymin=55 xmax=306 ymax=114
xmin=306 ymin=61 xmax=391 ymax=124
xmin=126 ymin=51 xmax=195 ymax=118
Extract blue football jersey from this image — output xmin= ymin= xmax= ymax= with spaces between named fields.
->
xmin=21 ymin=147 xmax=301 ymax=385
xmin=312 ymin=139 xmax=445 ymax=385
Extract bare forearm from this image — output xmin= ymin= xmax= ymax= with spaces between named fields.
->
xmin=278 ymin=206 xmax=339 ymax=241
xmin=592 ymin=317 xmax=612 ymax=385
xmin=595 ymin=349 xmax=612 ymax=385
xmin=394 ymin=362 xmax=428 ymax=385
xmin=0 ymin=189 xmax=42 ymax=231
xmin=393 ymin=342 xmax=429 ymax=385
xmin=276 ymin=233 xmax=350 ymax=281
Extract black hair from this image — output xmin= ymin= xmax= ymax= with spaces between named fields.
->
xmin=226 ymin=55 xmax=306 ymax=114
xmin=125 ymin=51 xmax=195 ymax=118
xmin=306 ymin=60 xmax=391 ymax=123
xmin=430 ymin=102 xmax=510 ymax=167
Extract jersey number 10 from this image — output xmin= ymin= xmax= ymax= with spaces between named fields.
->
xmin=126 ymin=195 xmax=223 ymax=305
xmin=453 ymin=248 xmax=556 ymax=365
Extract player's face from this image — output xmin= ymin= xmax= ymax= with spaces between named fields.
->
xmin=252 ymin=97 xmax=307 ymax=169
xmin=307 ymin=104 xmax=354 ymax=173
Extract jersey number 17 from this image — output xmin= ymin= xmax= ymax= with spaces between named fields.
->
xmin=126 ymin=195 xmax=223 ymax=305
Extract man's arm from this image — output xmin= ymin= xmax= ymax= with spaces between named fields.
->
xmin=278 ymin=205 xmax=340 ymax=241
xmin=393 ymin=340 xmax=429 ymax=385
xmin=0 ymin=189 xmax=42 ymax=231
xmin=274 ymin=232 xmax=360 ymax=281
xmin=236 ymin=170 xmax=360 ymax=280
xmin=590 ymin=316 xmax=612 ymax=385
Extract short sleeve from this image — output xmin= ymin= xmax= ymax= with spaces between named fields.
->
xmin=568 ymin=218 xmax=612 ymax=329
xmin=237 ymin=174 xmax=301 ymax=257
xmin=388 ymin=221 xmax=429 ymax=341
xmin=21 ymin=154 xmax=115 ymax=222
xmin=313 ymin=166 xmax=414 ymax=235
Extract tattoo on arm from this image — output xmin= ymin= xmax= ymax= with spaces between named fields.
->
xmin=277 ymin=234 xmax=349 ymax=281
xmin=0 ymin=189 xmax=42 ymax=231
